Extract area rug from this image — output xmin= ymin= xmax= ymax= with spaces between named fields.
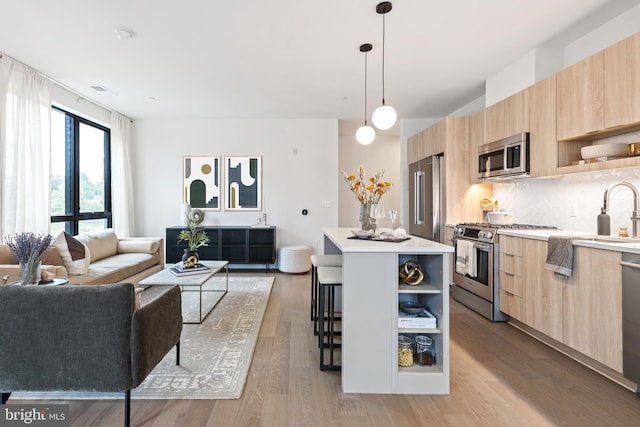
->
xmin=12 ymin=275 xmax=274 ymax=401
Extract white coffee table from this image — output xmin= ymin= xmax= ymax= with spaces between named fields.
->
xmin=139 ymin=260 xmax=229 ymax=324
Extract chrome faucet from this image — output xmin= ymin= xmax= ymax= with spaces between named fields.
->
xmin=602 ymin=181 xmax=640 ymax=238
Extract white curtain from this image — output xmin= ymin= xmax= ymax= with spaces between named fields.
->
xmin=0 ymin=57 xmax=51 ymax=237
xmin=110 ymin=111 xmax=135 ymax=237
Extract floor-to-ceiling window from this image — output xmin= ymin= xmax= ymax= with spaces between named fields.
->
xmin=50 ymin=106 xmax=112 ymax=235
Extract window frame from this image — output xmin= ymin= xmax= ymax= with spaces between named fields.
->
xmin=50 ymin=106 xmax=112 ymax=235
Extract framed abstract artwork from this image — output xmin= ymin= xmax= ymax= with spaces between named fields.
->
xmin=183 ymin=156 xmax=221 ymax=210
xmin=224 ymin=156 xmax=262 ymax=211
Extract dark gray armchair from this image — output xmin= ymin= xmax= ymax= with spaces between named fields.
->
xmin=0 ymin=282 xmax=182 ymax=427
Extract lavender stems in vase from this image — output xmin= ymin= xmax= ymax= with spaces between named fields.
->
xmin=4 ymin=232 xmax=53 ymax=285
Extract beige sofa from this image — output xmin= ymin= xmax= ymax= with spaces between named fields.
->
xmin=0 ymin=229 xmax=164 ymax=286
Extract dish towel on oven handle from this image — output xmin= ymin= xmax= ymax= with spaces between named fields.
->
xmin=456 ymin=240 xmax=477 ymax=277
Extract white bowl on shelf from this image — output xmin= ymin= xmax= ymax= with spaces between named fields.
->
xmin=581 ymin=143 xmax=629 ymax=160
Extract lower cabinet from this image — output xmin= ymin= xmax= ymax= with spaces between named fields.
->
xmin=501 ymin=235 xmax=623 ymax=373
xmin=166 ymin=226 xmax=276 ymax=266
xmin=522 ymin=239 xmax=563 ymax=342
xmin=563 ymin=247 xmax=623 ymax=372
xmin=499 ymin=236 xmax=524 ymax=319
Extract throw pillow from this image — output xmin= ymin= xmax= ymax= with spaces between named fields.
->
xmin=117 ymin=239 xmax=159 ymax=254
xmin=54 ymin=232 xmax=91 ymax=276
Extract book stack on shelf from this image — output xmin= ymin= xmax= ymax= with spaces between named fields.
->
xmin=169 ymin=263 xmax=210 ymax=277
xmin=398 ymin=308 xmax=437 ymax=328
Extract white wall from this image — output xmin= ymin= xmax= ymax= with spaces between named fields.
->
xmin=131 ymin=119 xmax=339 ymax=257
xmin=338 ymin=133 xmax=401 ymax=228
xmin=485 ymin=48 xmax=562 ymax=106
xmin=563 ymin=3 xmax=640 ymax=68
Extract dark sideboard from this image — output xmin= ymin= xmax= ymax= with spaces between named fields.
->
xmin=166 ymin=226 xmax=276 ymax=270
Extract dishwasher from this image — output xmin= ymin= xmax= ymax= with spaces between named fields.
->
xmin=622 ymin=252 xmax=640 ymax=392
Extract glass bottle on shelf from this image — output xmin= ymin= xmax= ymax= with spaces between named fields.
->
xmin=398 ymin=335 xmax=414 ymax=367
xmin=414 ymin=335 xmax=435 ymax=366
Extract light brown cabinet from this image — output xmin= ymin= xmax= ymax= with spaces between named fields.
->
xmin=563 ymin=247 xmax=623 ymax=372
xmin=501 ymin=236 xmax=623 ymax=373
xmin=484 ymin=89 xmax=529 ymax=143
xmin=604 ymin=32 xmax=640 ymax=128
xmin=556 ymin=52 xmax=604 ymax=140
xmin=521 ymin=239 xmax=563 ymax=342
xmin=407 ymin=132 xmax=424 ymax=165
xmin=468 ymin=111 xmax=484 ymax=184
xmin=528 ymin=75 xmax=558 ymax=177
xmin=499 ymin=236 xmax=523 ymax=319
xmin=554 ymin=33 xmax=640 ymax=172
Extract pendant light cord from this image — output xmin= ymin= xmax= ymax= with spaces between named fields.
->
xmin=364 ymin=50 xmax=368 ymax=124
xmin=381 ymin=13 xmax=386 ymax=105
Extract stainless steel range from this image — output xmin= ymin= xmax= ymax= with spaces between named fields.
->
xmin=452 ymin=222 xmax=557 ymax=321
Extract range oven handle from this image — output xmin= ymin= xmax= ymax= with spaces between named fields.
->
xmin=474 ymin=243 xmax=491 ymax=252
xmin=452 ymin=237 xmax=491 ymax=252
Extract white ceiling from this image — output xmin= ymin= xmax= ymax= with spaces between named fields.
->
xmin=0 ymin=0 xmax=638 ymax=122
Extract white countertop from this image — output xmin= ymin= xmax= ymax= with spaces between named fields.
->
xmin=497 ymin=229 xmax=640 ymax=254
xmin=323 ymin=228 xmax=453 ymax=254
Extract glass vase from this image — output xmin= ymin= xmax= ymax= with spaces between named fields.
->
xmin=359 ymin=203 xmax=376 ymax=232
xmin=19 ymin=260 xmax=42 ymax=285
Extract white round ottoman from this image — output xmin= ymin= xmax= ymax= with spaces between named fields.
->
xmin=279 ymin=245 xmax=312 ymax=273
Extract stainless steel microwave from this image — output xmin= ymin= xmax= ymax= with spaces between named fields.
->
xmin=478 ymin=132 xmax=530 ymax=180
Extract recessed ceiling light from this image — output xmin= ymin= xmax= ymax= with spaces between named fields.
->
xmin=114 ymin=27 xmax=135 ymax=39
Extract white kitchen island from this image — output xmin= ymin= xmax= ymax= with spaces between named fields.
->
xmin=322 ymin=228 xmax=453 ymax=394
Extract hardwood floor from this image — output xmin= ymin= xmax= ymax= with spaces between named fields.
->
xmin=10 ymin=271 xmax=640 ymax=426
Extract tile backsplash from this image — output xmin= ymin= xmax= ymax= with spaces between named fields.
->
xmin=492 ymin=167 xmax=640 ymax=234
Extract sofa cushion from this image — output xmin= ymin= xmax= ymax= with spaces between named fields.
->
xmin=68 ymin=252 xmax=161 ymax=285
xmin=54 ymin=232 xmax=91 ymax=275
xmin=0 ymin=245 xmax=17 ymax=264
xmin=118 ymin=239 xmax=159 ymax=254
xmin=0 ymin=244 xmax=62 ymax=266
xmin=75 ymin=229 xmax=118 ymax=262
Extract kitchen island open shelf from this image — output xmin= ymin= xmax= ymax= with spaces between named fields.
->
xmin=323 ymin=228 xmax=452 ymax=395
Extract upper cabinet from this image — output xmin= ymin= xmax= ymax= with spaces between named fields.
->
xmin=468 ymin=111 xmax=484 ymax=184
xmin=604 ymin=32 xmax=640 ymax=128
xmin=554 ymin=32 xmax=640 ymax=172
xmin=556 ymin=52 xmax=604 ymax=140
xmin=529 ymin=75 xmax=558 ymax=177
xmin=484 ymin=89 xmax=529 ymax=143
xmin=557 ymin=33 xmax=640 ymax=139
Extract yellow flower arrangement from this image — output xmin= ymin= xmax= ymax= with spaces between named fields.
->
xmin=341 ymin=165 xmax=394 ymax=204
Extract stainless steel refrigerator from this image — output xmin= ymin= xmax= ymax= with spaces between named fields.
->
xmin=409 ymin=155 xmax=445 ymax=242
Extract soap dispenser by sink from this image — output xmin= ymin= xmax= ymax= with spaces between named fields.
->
xmin=597 ymin=207 xmax=610 ymax=236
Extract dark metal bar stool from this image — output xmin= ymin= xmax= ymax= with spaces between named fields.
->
xmin=317 ymin=266 xmax=342 ymax=371
xmin=310 ymin=254 xmax=342 ymax=335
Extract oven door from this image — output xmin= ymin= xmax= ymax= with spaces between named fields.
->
xmin=452 ymin=238 xmax=494 ymax=302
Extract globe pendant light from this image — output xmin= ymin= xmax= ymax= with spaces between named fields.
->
xmin=372 ymin=1 xmax=397 ymax=130
xmin=356 ymin=43 xmax=375 ymax=145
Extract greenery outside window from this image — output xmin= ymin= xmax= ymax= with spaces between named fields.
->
xmin=50 ymin=106 xmax=112 ymax=235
